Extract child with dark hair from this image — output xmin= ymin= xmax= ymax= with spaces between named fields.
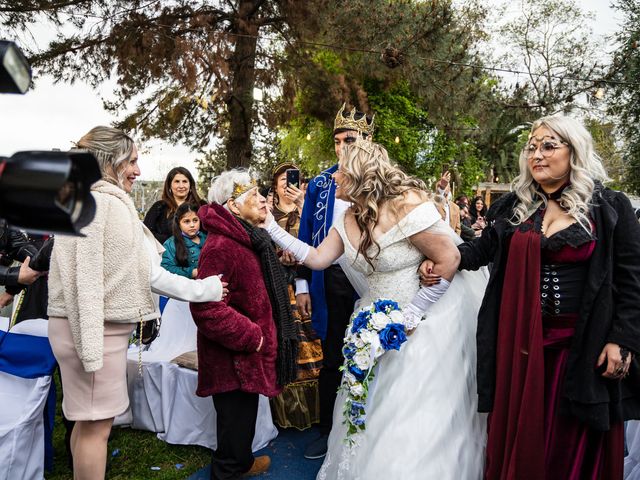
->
xmin=161 ymin=203 xmax=206 ymax=278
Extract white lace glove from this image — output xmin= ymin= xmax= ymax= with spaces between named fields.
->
xmin=403 ymin=278 xmax=451 ymax=330
xmin=265 ymin=218 xmax=310 ymax=262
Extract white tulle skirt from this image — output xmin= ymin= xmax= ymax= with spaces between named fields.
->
xmin=317 ymin=269 xmax=488 ymax=480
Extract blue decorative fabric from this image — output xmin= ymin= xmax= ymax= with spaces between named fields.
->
xmin=0 ymin=330 xmax=56 ymax=378
xmin=297 ymin=165 xmax=338 ymax=339
xmin=159 ymin=295 xmax=169 ymax=314
xmin=0 ymin=328 xmax=57 ymax=470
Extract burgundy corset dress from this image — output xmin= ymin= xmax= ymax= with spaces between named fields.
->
xmin=484 ymin=217 xmax=624 ymax=480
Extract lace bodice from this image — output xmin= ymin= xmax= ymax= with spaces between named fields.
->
xmin=333 ymin=202 xmax=446 ymax=307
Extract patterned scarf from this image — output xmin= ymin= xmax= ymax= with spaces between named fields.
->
xmin=238 ymin=218 xmax=299 ymax=386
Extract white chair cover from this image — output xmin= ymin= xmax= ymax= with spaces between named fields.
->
xmin=118 ymin=300 xmax=278 ymax=451
xmin=626 ymin=421 xmax=640 ymax=479
xmin=0 ymin=318 xmax=54 ymax=480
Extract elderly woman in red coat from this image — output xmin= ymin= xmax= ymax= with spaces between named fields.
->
xmin=190 ymin=169 xmax=298 ymax=480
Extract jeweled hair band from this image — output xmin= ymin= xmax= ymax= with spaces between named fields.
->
xmin=231 ymin=179 xmax=257 ymax=199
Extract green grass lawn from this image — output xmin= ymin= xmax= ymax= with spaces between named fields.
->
xmin=46 ymin=372 xmax=211 ymax=479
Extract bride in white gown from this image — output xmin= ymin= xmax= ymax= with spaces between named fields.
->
xmin=265 ymin=139 xmax=487 ymax=479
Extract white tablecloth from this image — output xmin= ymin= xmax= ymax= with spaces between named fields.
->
xmin=119 ymin=299 xmax=278 ymax=451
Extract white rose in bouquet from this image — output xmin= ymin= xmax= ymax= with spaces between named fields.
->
xmin=350 ymin=383 xmax=365 ymax=396
xmin=343 ymin=371 xmax=357 ymax=386
xmin=352 ymin=334 xmax=365 ymax=349
xmin=354 ymin=350 xmax=372 ymax=371
xmin=389 ymin=309 xmax=405 ymax=325
xmin=373 ymin=344 xmax=386 ymax=359
xmin=370 ymin=311 xmax=390 ymax=331
xmin=359 ymin=328 xmax=378 ymax=345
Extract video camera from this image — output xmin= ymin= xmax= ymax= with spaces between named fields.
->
xmin=0 ymin=40 xmax=100 ymax=235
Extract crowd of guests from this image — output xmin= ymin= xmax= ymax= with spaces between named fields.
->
xmin=0 ymin=106 xmax=639 ymax=480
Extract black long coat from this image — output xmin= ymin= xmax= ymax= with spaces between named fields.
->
xmin=459 ymin=185 xmax=640 ymax=430
xmin=143 ymin=200 xmax=173 ymax=245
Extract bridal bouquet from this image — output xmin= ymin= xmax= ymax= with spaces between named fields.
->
xmin=340 ymin=299 xmax=409 ymax=449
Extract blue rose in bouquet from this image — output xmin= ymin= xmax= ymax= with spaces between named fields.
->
xmin=350 ymin=401 xmax=365 ymax=416
xmin=373 ymin=299 xmax=400 ymax=314
xmin=350 ymin=310 xmax=371 ymax=334
xmin=379 ymin=323 xmax=408 ymax=351
xmin=348 ymin=363 xmax=366 ymax=381
xmin=342 ymin=343 xmax=356 ymax=360
xmin=353 ymin=415 xmax=366 ymax=426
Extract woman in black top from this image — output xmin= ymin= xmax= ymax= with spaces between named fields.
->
xmin=143 ymin=166 xmax=204 ymax=244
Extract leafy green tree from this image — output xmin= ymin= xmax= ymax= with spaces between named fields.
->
xmin=2 ymin=0 xmax=507 ymax=193
xmin=0 ymin=0 xmax=318 ymax=168
xmin=496 ymin=0 xmax=607 ymax=115
xmin=468 ymin=84 xmax=533 ymax=184
xmin=273 ymin=0 xmax=495 ymax=189
xmin=607 ymin=0 xmax=640 ymax=194
xmin=584 ymin=118 xmax=623 ymax=190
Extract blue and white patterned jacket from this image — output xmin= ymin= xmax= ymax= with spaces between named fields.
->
xmin=297 ymin=165 xmax=339 ymax=339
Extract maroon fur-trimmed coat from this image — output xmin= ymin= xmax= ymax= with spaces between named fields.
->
xmin=190 ymin=203 xmax=281 ymax=398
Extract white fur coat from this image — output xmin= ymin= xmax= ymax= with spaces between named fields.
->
xmin=48 ymin=181 xmax=224 ymax=372
xmin=48 ymin=180 xmax=157 ymax=372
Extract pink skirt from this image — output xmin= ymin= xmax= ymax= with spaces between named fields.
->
xmin=48 ymin=317 xmax=135 ymax=421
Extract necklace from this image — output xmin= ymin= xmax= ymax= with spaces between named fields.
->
xmin=538 ymin=180 xmax=571 ymax=202
xmin=539 ymin=180 xmax=571 ymax=201
xmin=538 ymin=181 xmax=571 ymax=236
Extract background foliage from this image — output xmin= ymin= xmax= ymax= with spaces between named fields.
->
xmin=1 ymin=0 xmax=638 ymax=196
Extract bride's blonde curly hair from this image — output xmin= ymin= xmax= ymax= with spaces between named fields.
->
xmin=339 ymin=139 xmax=428 ymax=269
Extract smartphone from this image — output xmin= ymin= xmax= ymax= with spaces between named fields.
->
xmin=286 ymin=168 xmax=300 ymax=189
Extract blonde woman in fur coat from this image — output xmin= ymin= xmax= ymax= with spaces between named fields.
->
xmin=47 ymin=126 xmax=227 ymax=480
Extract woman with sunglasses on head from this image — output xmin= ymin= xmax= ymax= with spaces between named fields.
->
xmin=422 ymin=114 xmax=640 ymax=479
xmin=47 ymin=127 xmax=227 ymax=480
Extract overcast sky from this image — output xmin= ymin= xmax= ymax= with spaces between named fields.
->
xmin=0 ymin=0 xmax=623 ymax=181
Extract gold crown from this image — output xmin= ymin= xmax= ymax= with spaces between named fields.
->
xmin=334 ymin=103 xmax=375 ymax=136
xmin=231 ymin=179 xmax=257 ymax=199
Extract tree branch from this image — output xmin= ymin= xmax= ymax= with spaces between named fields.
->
xmin=0 ymin=0 xmax=91 ymax=13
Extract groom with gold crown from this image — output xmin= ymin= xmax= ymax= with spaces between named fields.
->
xmin=296 ymin=104 xmax=375 ymax=459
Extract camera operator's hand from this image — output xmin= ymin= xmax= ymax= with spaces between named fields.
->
xmin=0 ymin=291 xmax=14 ymax=308
xmin=18 ymin=257 xmax=43 ymax=285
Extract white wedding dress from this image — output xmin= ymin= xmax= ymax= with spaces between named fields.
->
xmin=317 ymin=202 xmax=487 ymax=480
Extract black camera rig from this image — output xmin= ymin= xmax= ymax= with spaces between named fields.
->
xmin=0 ymin=40 xmax=100 ymax=235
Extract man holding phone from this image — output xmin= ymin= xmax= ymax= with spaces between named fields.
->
xmin=296 ymin=104 xmax=374 ymax=459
